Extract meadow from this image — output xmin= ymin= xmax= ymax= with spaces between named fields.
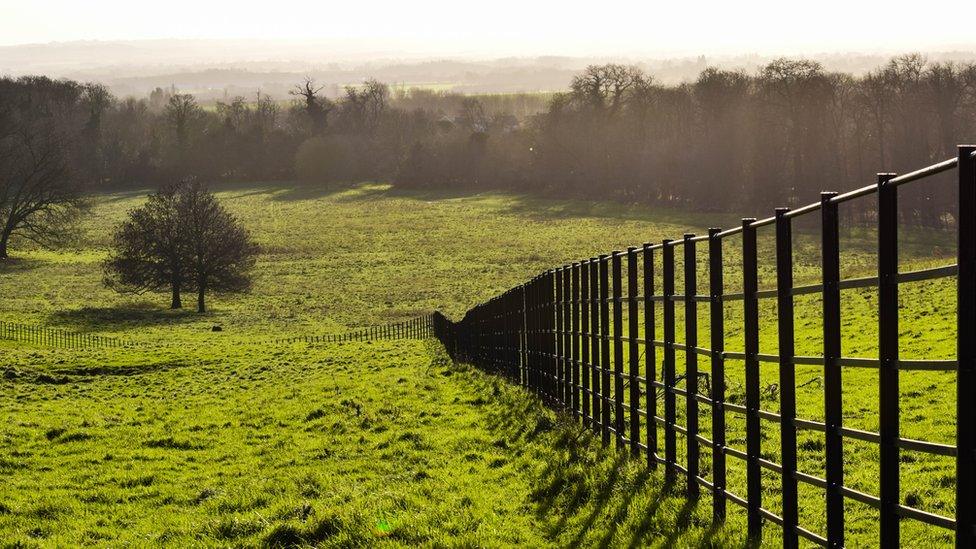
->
xmin=0 ymin=180 xmax=960 ymax=546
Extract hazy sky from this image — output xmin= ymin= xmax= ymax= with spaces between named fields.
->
xmin=3 ymin=0 xmax=974 ymax=56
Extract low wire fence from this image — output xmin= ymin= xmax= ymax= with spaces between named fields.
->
xmin=0 ymin=320 xmax=135 ymax=349
xmin=272 ymin=315 xmax=435 ymax=345
xmin=432 ymin=146 xmax=976 ymax=547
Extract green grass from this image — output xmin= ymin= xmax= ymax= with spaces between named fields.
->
xmin=0 ymin=180 xmax=961 ymax=546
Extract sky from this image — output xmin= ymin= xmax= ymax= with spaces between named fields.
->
xmin=2 ymin=0 xmax=974 ymax=57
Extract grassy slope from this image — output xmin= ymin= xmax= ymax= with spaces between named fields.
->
xmin=0 ymin=181 xmax=960 ymax=546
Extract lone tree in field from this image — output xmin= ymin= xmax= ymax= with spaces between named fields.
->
xmin=104 ymin=180 xmax=257 ymax=313
xmin=176 ymin=181 xmax=257 ymax=313
xmin=103 ymin=182 xmax=187 ymax=308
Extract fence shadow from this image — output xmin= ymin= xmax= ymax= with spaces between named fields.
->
xmin=470 ymin=370 xmax=727 ymax=548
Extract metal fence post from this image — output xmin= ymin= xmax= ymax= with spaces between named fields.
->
xmin=708 ymin=228 xmax=726 ymax=521
xmin=742 ymin=218 xmax=762 ymax=541
xmin=612 ymin=251 xmax=625 ymax=450
xmin=599 ymin=255 xmax=612 ymax=447
xmin=878 ymin=173 xmax=900 ymax=548
xmin=572 ymin=262 xmax=581 ymax=421
xmin=556 ymin=267 xmax=564 ymax=409
xmin=957 ymin=145 xmax=976 ymax=547
xmin=684 ymin=234 xmax=700 ymax=498
xmin=627 ymin=247 xmax=641 ymax=457
xmin=662 ymin=239 xmax=676 ymax=484
xmin=581 ymin=260 xmax=591 ymax=428
xmin=590 ymin=258 xmax=601 ymax=436
xmin=643 ymin=243 xmax=657 ymax=468
xmin=821 ymin=192 xmax=845 ymax=547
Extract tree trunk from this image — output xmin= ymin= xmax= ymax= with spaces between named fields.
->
xmin=197 ymin=284 xmax=206 ymax=313
xmin=0 ymin=223 xmax=13 ymax=259
xmin=170 ymin=282 xmax=182 ymax=309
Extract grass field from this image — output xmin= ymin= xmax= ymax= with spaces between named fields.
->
xmin=0 ymin=180 xmax=960 ymax=546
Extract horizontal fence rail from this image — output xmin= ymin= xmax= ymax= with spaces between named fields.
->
xmin=272 ymin=314 xmax=435 ymax=345
xmin=432 ymin=146 xmax=976 ymax=548
xmin=0 ymin=320 xmax=135 ymax=349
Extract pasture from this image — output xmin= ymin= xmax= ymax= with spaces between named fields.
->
xmin=0 ymin=181 xmax=958 ymax=546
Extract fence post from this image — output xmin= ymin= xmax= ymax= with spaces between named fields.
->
xmin=643 ymin=243 xmax=657 ymax=468
xmin=821 ymin=192 xmax=845 ymax=547
xmin=708 ymin=228 xmax=726 ymax=521
xmin=957 ymin=145 xmax=976 ymax=548
xmin=556 ymin=267 xmax=565 ymax=409
xmin=550 ymin=270 xmax=557 ymax=404
xmin=530 ymin=276 xmax=538 ymax=396
xmin=627 ymin=247 xmax=640 ymax=457
xmin=742 ymin=218 xmax=762 ymax=541
xmin=684 ymin=234 xmax=699 ymax=498
xmin=544 ymin=272 xmax=551 ymax=401
xmin=563 ymin=264 xmax=572 ymax=411
xmin=599 ymin=255 xmax=612 ymax=447
xmin=878 ymin=173 xmax=899 ymax=548
xmin=581 ymin=260 xmax=591 ymax=428
xmin=775 ymin=209 xmax=798 ymax=548
xmin=590 ymin=258 xmax=601 ymax=435
xmin=572 ymin=262 xmax=581 ymax=422
xmin=612 ymin=251 xmax=625 ymax=450
xmin=662 ymin=239 xmax=676 ymax=484
xmin=531 ymin=277 xmax=538 ymax=397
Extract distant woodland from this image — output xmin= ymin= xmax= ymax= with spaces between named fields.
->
xmin=3 ymin=54 xmax=976 ymax=227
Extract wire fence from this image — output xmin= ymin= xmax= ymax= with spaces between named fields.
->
xmin=0 ymin=320 xmax=135 ymax=349
xmin=432 ymin=145 xmax=976 ymax=547
xmin=272 ymin=315 xmax=435 ymax=345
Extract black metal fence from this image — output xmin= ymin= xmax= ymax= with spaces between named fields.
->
xmin=0 ymin=320 xmax=134 ymax=349
xmin=432 ymin=146 xmax=976 ymax=547
xmin=273 ymin=315 xmax=435 ymax=345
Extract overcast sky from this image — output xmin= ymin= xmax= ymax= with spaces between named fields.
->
xmin=3 ymin=0 xmax=973 ymax=57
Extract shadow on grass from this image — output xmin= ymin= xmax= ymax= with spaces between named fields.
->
xmin=467 ymin=366 xmax=720 ymax=548
xmin=48 ymin=302 xmax=204 ymax=331
xmin=0 ymin=257 xmax=40 ymax=275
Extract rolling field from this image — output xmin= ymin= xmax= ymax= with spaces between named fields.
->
xmin=0 ymin=180 xmax=960 ymax=546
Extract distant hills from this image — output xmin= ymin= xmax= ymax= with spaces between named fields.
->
xmin=4 ymin=39 xmax=976 ymax=101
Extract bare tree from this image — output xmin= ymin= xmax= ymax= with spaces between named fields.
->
xmin=290 ymin=77 xmax=333 ymax=135
xmin=0 ymin=76 xmax=88 ymax=259
xmin=569 ymin=64 xmax=647 ymax=116
xmin=340 ymin=79 xmax=390 ymax=133
xmin=165 ymin=93 xmax=201 ymax=150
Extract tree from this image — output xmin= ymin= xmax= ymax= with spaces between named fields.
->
xmin=0 ymin=76 xmax=89 ymax=259
xmin=165 ymin=93 xmax=202 ymax=175
xmin=177 ymin=181 xmax=257 ymax=313
xmin=165 ymin=93 xmax=201 ymax=150
xmin=104 ymin=180 xmax=256 ymax=313
xmin=103 ymin=182 xmax=187 ymax=308
xmin=290 ymin=77 xmax=333 ymax=135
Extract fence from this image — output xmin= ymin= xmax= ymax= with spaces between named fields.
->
xmin=432 ymin=145 xmax=976 ymax=547
xmin=272 ymin=314 xmax=435 ymax=345
xmin=0 ymin=320 xmax=134 ymax=349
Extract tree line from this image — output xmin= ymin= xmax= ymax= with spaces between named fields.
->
xmin=3 ymin=53 xmax=975 ymax=263
xmin=401 ymin=55 xmax=976 ymax=226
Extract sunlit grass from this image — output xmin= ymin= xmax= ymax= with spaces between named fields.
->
xmin=0 ymin=180 xmax=960 ymax=546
